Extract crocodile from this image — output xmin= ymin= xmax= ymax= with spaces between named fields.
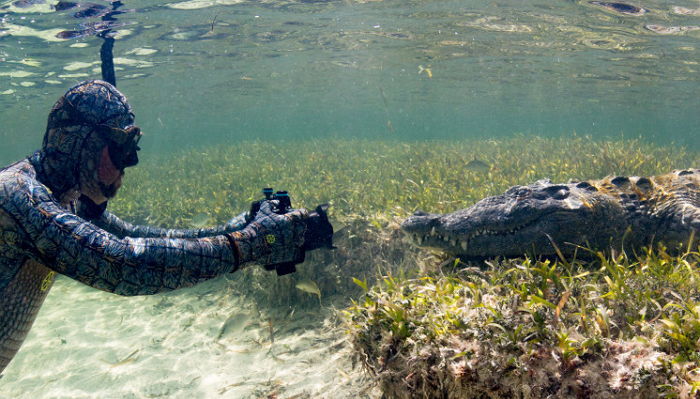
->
xmin=401 ymin=169 xmax=700 ymax=259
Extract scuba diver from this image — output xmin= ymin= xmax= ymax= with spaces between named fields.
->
xmin=0 ymin=80 xmax=312 ymax=373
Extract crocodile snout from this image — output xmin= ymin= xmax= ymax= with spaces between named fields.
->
xmin=401 ymin=211 xmax=441 ymax=234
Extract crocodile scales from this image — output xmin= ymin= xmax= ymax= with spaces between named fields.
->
xmin=402 ymin=169 xmax=700 ymax=258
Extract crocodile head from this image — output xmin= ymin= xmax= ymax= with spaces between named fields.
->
xmin=402 ymin=179 xmax=630 ymax=258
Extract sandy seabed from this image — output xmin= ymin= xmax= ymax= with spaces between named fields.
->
xmin=0 ymin=274 xmax=377 ymax=399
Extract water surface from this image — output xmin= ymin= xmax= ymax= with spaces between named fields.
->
xmin=1 ymin=0 xmax=698 ymax=162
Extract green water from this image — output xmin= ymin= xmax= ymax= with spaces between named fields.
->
xmin=1 ymin=0 xmax=699 ymax=163
xmin=0 ymin=1 xmax=699 ymax=397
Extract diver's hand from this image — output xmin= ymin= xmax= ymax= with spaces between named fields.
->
xmin=224 ymin=211 xmax=249 ymax=232
xmin=228 ymin=201 xmax=307 ymax=268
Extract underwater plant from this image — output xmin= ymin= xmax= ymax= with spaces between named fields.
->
xmin=344 ymin=248 xmax=700 ymax=398
xmin=109 ymin=135 xmax=699 ymax=397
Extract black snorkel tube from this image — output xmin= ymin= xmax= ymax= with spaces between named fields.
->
xmin=74 ymin=0 xmax=128 ymax=219
xmin=91 ymin=4 xmax=335 ymax=273
xmin=97 ymin=1 xmax=123 ymax=86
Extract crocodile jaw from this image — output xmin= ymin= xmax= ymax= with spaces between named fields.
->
xmin=402 ymin=184 xmax=625 ymax=258
xmin=403 ymin=211 xmax=588 ymax=258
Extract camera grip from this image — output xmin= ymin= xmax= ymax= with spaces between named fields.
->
xmin=250 ymin=187 xmax=334 ymax=275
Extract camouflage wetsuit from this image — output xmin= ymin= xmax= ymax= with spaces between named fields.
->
xmin=0 ymin=80 xmax=307 ymax=373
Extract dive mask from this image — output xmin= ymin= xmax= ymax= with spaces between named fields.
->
xmin=97 ymin=124 xmax=142 ymax=169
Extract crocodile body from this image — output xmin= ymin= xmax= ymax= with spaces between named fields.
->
xmin=402 ymin=169 xmax=700 ymax=259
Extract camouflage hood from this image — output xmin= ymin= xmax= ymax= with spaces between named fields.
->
xmin=33 ymin=80 xmax=135 ymax=200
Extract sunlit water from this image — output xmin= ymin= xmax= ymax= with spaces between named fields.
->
xmin=0 ymin=0 xmax=699 ymax=397
xmin=0 ymin=275 xmax=375 ymax=398
xmin=1 ymin=0 xmax=699 ymax=162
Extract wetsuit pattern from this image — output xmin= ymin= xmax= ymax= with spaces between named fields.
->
xmin=0 ymin=157 xmax=241 ymax=372
xmin=0 ymin=80 xmax=307 ymax=374
xmin=96 ymin=210 xmax=249 ymax=239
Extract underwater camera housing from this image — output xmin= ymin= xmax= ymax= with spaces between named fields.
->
xmin=249 ymin=188 xmax=335 ymax=275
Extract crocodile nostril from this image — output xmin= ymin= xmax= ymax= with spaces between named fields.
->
xmin=413 ymin=210 xmax=429 ymax=216
xmin=542 ymin=185 xmax=569 ymax=200
xmin=551 ymin=189 xmax=569 ymax=200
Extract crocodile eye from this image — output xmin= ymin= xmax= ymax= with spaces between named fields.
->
xmin=505 ymin=185 xmax=524 ymax=195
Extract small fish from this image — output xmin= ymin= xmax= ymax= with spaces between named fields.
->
xmin=418 ymin=65 xmax=433 ymax=78
xmin=295 ymin=279 xmax=322 ymax=305
xmin=216 ymin=313 xmax=248 ymax=340
xmin=465 ymin=158 xmax=490 ymax=173
xmin=190 ymin=213 xmax=212 ymax=229
xmin=102 ymin=349 xmax=139 ymax=368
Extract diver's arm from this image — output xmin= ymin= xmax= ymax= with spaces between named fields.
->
xmin=94 ymin=210 xmax=248 ymax=239
xmin=5 ymin=177 xmax=304 ymax=296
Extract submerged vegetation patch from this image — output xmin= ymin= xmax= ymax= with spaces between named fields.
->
xmin=345 ymin=250 xmax=700 ymax=398
xmin=111 ymin=134 xmax=697 ymax=226
xmin=109 ymin=135 xmax=699 ymax=396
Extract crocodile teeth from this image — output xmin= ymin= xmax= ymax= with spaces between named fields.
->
xmin=416 ymin=235 xmax=423 ymax=245
xmin=450 ymin=239 xmax=457 ymax=247
xmin=461 ymin=241 xmax=468 ymax=251
xmin=430 ymin=227 xmax=436 ymax=236
xmin=472 ymin=227 xmax=523 ymax=237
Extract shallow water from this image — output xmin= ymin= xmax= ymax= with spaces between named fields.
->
xmin=1 ymin=275 xmax=376 ymax=398
xmin=0 ymin=0 xmax=698 ymax=397
xmin=1 ymin=0 xmax=699 ymax=162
